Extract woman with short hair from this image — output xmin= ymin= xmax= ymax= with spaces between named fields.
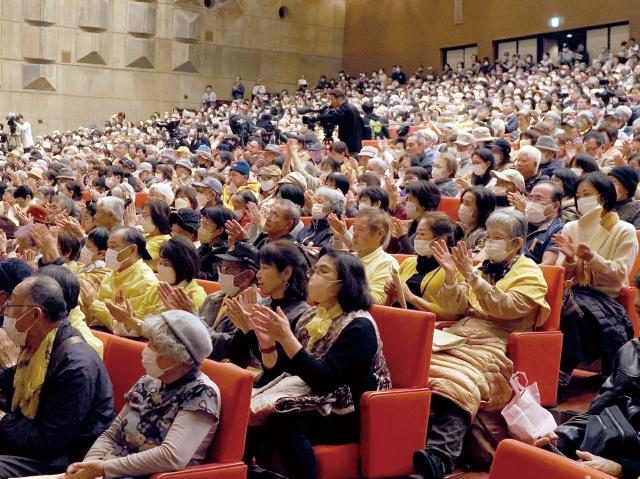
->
xmin=141 ymin=199 xmax=172 ymax=272
xmin=197 ymin=207 xmax=235 ymax=281
xmin=297 ymin=187 xmax=345 ymax=248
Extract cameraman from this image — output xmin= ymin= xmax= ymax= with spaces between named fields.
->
xmin=16 ymin=114 xmax=34 ymax=150
xmin=317 ymin=88 xmax=364 ymax=153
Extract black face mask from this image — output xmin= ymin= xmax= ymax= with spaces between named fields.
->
xmin=495 ymin=195 xmax=510 ymax=207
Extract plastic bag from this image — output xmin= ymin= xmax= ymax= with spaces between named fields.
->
xmin=501 ymin=372 xmax=557 ymax=443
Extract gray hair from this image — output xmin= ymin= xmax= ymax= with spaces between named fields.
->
xmin=143 ymin=315 xmax=194 ymax=367
xmin=149 ymin=182 xmax=175 ymax=205
xmin=407 ymin=134 xmax=426 ymax=145
xmin=485 ymin=210 xmax=527 ymax=252
xmin=56 ymin=195 xmax=81 ymax=220
xmin=367 ymin=158 xmax=389 ymax=174
xmin=517 ymin=145 xmax=542 ymax=167
xmin=98 ymin=196 xmax=125 ymax=222
xmin=315 ymin=186 xmax=345 ymax=216
xmin=273 ymin=198 xmax=301 ymax=227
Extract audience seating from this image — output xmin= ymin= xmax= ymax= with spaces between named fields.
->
xmin=92 ymin=331 xmax=254 ymax=479
xmin=437 ymin=197 xmax=460 ymax=221
xmin=301 ymin=216 xmax=312 ymax=227
xmin=196 ymin=279 xmax=221 ymax=295
xmin=629 ymin=230 xmax=640 ymax=283
xmin=618 ymin=286 xmax=639 ymax=338
xmin=135 ymin=191 xmax=149 ymax=209
xmin=489 ymin=439 xmax=613 ymax=479
xmin=312 ymin=305 xmax=435 ymax=478
xmin=361 ymin=140 xmax=378 ymax=148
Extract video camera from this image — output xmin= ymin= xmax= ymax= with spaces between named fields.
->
xmin=301 ymin=106 xmax=336 ymax=142
xmin=156 ymin=117 xmax=186 ymax=148
xmin=5 ymin=113 xmax=17 ymax=135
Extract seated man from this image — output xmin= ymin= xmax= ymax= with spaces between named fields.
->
xmin=226 ymin=199 xmax=300 ymax=250
xmin=0 ymin=276 xmax=114 ymax=478
xmin=0 ymin=259 xmax=33 ymax=368
xmin=351 ymin=207 xmax=399 ymax=304
xmin=523 ymin=182 xmax=564 ymax=265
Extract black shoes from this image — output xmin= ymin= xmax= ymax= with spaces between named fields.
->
xmin=412 ymin=450 xmax=446 ymax=479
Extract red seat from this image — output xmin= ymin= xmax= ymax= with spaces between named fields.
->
xmin=361 ymin=140 xmax=379 ymax=149
xmin=312 ymin=305 xmax=435 ymax=478
xmin=437 ymin=197 xmax=460 ymax=221
xmin=94 ymin=332 xmax=254 ymax=479
xmin=489 ymin=439 xmax=613 ymax=479
xmin=618 ymin=286 xmax=639 ymax=338
xmin=196 ymin=279 xmax=220 ymax=295
xmin=628 ymin=230 xmax=640 ymax=283
xmin=135 ymin=191 xmax=149 ymax=210
xmin=345 ymin=217 xmax=355 ymax=229
xmin=301 ymin=216 xmax=312 ymax=227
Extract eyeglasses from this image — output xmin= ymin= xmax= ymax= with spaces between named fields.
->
xmin=1 ymin=303 xmax=37 ymax=313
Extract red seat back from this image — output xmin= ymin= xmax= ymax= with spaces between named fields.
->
xmin=196 ymin=279 xmax=221 ymax=294
xmin=301 ymin=216 xmax=312 ymax=227
xmin=370 ymin=305 xmax=434 ymax=388
xmin=537 ymin=265 xmax=564 ymax=332
xmin=629 ymin=230 xmax=640 ymax=282
xmin=437 ymin=197 xmax=460 ymax=221
xmin=135 ymin=191 xmax=149 ymax=210
xmin=200 ymin=360 xmax=253 ymax=464
xmin=618 ymin=286 xmax=639 ymax=337
xmin=361 ymin=140 xmax=378 ymax=148
xmin=100 ymin=335 xmax=146 ymax=411
xmin=489 ymin=439 xmax=613 ymax=479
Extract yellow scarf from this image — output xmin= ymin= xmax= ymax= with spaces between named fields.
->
xmin=12 ymin=327 xmax=59 ymax=419
xmin=305 ymin=304 xmax=343 ymax=349
xmin=577 ymin=211 xmax=619 ymax=287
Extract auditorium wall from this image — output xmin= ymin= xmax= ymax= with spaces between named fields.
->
xmin=0 ymin=0 xmax=346 ymax=134
xmin=343 ymin=0 xmax=640 ymax=75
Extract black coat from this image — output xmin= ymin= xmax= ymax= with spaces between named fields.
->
xmin=0 ymin=320 xmax=115 ymax=462
xmin=197 ymin=241 xmax=228 ymax=281
xmin=297 ymin=218 xmax=334 ymax=249
xmin=318 ymin=101 xmax=364 ymax=154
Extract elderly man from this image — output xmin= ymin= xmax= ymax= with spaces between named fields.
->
xmin=535 ymin=136 xmax=564 ymax=177
xmin=298 ymin=187 xmax=345 ymax=249
xmin=453 ymin=133 xmax=476 ymax=178
xmin=0 ymin=276 xmax=114 ymax=478
xmin=406 ymin=132 xmax=438 ymax=173
xmin=515 ymin=145 xmax=549 ymax=194
xmin=94 ymin=197 xmax=124 ymax=231
xmin=0 ymin=259 xmax=33 ymax=368
xmin=523 ymin=182 xmax=564 ymax=265
xmin=351 ymin=208 xmax=399 ymax=305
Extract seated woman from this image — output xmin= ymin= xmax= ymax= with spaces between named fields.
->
xmin=197 ymin=207 xmax=235 ymax=281
xmin=550 ymin=168 xmax=579 ymax=223
xmin=223 ymin=240 xmax=311 ymax=366
xmin=242 ymin=251 xmax=391 ymax=479
xmin=298 ymin=187 xmax=345 ymax=249
xmin=230 ymin=189 xmax=258 ymax=230
xmin=459 ymin=186 xmax=496 ymax=257
xmin=157 ymin=236 xmax=207 ymax=309
xmin=77 ymin=227 xmax=110 ymax=312
xmin=38 ymin=265 xmax=104 ymax=358
xmin=431 ymin=153 xmax=458 ymax=197
xmin=86 ymin=227 xmax=164 ymax=333
xmin=66 ymin=311 xmax=220 ymax=479
xmin=385 ymin=212 xmax=465 ymax=320
xmin=141 ymin=199 xmax=172 ymax=272
xmin=554 ymin=172 xmax=638 ymax=390
xmin=609 ymin=165 xmax=640 ymax=228
xmin=413 ymin=210 xmax=550 ymax=479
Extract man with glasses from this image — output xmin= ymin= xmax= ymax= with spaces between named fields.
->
xmin=0 ymin=258 xmax=33 ymax=368
xmin=522 ymin=182 xmax=564 ymax=265
xmin=0 ymin=276 xmax=114 ymax=479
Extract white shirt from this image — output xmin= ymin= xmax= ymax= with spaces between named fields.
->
xmin=18 ymin=121 xmax=35 ymax=148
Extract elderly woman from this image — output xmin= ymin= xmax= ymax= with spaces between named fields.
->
xmin=385 ymin=213 xmax=465 ymax=319
xmin=297 ymin=187 xmax=345 ymax=248
xmin=94 ymin=197 xmax=125 ymax=231
xmin=459 ymin=186 xmax=496 ymax=257
xmin=242 ymin=251 xmax=391 ymax=479
xmin=86 ymin=228 xmax=164 ymax=334
xmin=413 ymin=211 xmax=550 ymax=479
xmin=554 ymin=172 xmax=638 ymax=391
xmin=66 ymin=311 xmax=220 ymax=479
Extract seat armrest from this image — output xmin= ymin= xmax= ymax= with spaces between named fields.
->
xmin=152 ymin=462 xmax=247 ymax=479
xmin=360 ymin=388 xmax=431 ymax=478
xmin=508 ymin=331 xmax=563 ymax=407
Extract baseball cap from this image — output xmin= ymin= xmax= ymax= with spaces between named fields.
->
xmin=358 ymin=146 xmax=379 ymax=157
xmin=230 ymin=160 xmax=251 ymax=176
xmin=490 ymin=169 xmax=526 ymax=193
xmin=215 ymin=241 xmax=259 ymax=269
xmin=192 ymin=177 xmax=223 ymax=195
xmin=170 ymin=208 xmax=201 ymax=234
xmin=454 ymin=132 xmax=476 ymax=146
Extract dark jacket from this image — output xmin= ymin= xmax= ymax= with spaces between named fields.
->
xmin=524 ymin=216 xmax=564 ymax=264
xmin=297 ymin=218 xmax=334 ymax=249
xmin=614 ymin=200 xmax=640 ymax=229
xmin=197 ymin=241 xmax=228 ymax=282
xmin=318 ymin=101 xmax=364 ymax=154
xmin=524 ymin=172 xmax=550 ymax=194
xmin=556 ymin=340 xmax=640 ymax=479
xmin=252 ymin=233 xmax=294 ymax=251
xmin=0 ymin=320 xmax=114 ymax=462
xmin=363 ymin=113 xmax=390 ymax=140
xmin=538 ymin=158 xmax=565 ymax=177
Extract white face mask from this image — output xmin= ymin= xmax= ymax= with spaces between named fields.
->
xmin=431 ymin=167 xmax=448 ymax=181
xmin=214 ymin=161 xmax=225 ymax=170
xmin=79 ymin=245 xmax=94 ymax=265
xmin=174 ymin=198 xmax=190 ymax=210
xmin=3 ymin=309 xmax=33 ymax=347
xmin=260 ymin=179 xmax=275 ymax=192
xmin=472 ymin=164 xmax=487 ymax=176
xmin=414 ymin=239 xmax=433 ymax=257
xmin=358 ymin=202 xmax=374 ymax=212
xmin=196 ymin=193 xmax=209 ymax=208
xmin=155 ymin=173 xmax=164 ymax=181
xmin=141 ymin=347 xmax=171 ymax=379
xmin=458 ymin=204 xmax=475 ymax=225
xmin=520 ymin=139 xmax=531 ymax=146
xmin=233 ymin=209 xmax=244 ymax=220
xmin=311 ymin=203 xmax=325 ymax=220
xmin=105 ymin=177 xmax=115 ymax=189
xmin=142 ymin=219 xmax=155 ymax=233
xmin=105 ymin=246 xmax=129 ymax=271
xmin=405 ymin=201 xmax=419 ymax=219
xmin=484 ymin=239 xmax=513 ymax=263
xmin=577 ymin=195 xmax=600 ymax=216
xmin=218 ymin=271 xmax=241 ymax=296
xmin=525 ymin=202 xmax=549 ymax=225
xmin=493 ymin=186 xmax=508 ymax=196
xmin=157 ymin=264 xmax=177 ymax=284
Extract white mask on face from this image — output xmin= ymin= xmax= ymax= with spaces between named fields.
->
xmin=311 ymin=203 xmax=325 ymax=220
xmin=472 ymin=164 xmax=487 ymax=176
xmin=214 ymin=161 xmax=225 ymax=170
xmin=260 ymin=179 xmax=275 ymax=192
xmin=141 ymin=347 xmax=171 ymax=379
xmin=218 ymin=271 xmax=241 ymax=297
xmin=105 ymin=177 xmax=115 ymax=189
xmin=157 ymin=264 xmax=177 ymax=284
xmin=405 ymin=201 xmax=419 ymax=219
xmin=233 ymin=209 xmax=244 ymax=220
xmin=577 ymin=195 xmax=600 ymax=216
xmin=196 ymin=193 xmax=209 ymax=208
xmin=105 ymin=246 xmax=129 ymax=271
xmin=520 ymin=139 xmax=531 ymax=146
xmin=2 ymin=309 xmax=33 ymax=347
xmin=79 ymin=245 xmax=94 ymax=265
xmin=431 ymin=167 xmax=448 ymax=181
xmin=484 ymin=239 xmax=512 ymax=263
xmin=155 ymin=173 xmax=164 ymax=181
xmin=414 ymin=239 xmax=433 ymax=257
xmin=493 ymin=186 xmax=508 ymax=196
xmin=525 ymin=202 xmax=549 ymax=225
xmin=174 ymin=198 xmax=190 ymax=210
xmin=458 ymin=204 xmax=474 ymax=225
xmin=142 ymin=219 xmax=155 ymax=233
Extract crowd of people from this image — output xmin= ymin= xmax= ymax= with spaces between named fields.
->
xmin=1 ymin=38 xmax=640 ymax=479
